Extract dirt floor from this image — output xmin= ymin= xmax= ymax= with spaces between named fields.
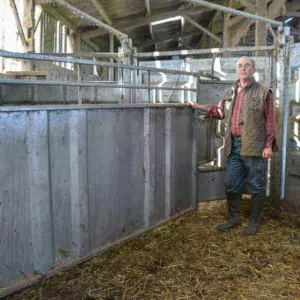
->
xmin=6 ymin=200 xmax=300 ymax=300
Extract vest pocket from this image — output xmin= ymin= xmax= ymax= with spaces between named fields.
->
xmin=249 ymin=96 xmax=260 ymax=111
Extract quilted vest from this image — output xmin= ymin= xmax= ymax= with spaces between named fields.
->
xmin=224 ymin=80 xmax=270 ymax=157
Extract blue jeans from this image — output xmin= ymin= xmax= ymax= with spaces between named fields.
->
xmin=226 ymin=137 xmax=268 ymax=195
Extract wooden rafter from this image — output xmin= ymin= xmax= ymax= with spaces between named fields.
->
xmin=81 ymin=36 xmax=100 ymax=51
xmin=267 ymin=0 xmax=286 ymax=19
xmin=230 ymin=18 xmax=253 ymax=46
xmin=286 ymin=1 xmax=300 ymax=11
xmin=144 ymin=0 xmax=154 ymax=44
xmin=9 ymin=0 xmax=27 ymax=47
xmin=255 ymin=0 xmax=267 ymax=47
xmin=41 ymin=4 xmax=77 ymax=31
xmin=90 ymin=0 xmax=112 ymax=25
xmin=228 ymin=15 xmax=245 ymax=27
xmin=237 ymin=0 xmax=256 ymax=12
xmin=81 ymin=7 xmax=208 ymax=39
xmin=184 ymin=15 xmax=222 ymax=44
xmin=285 ymin=11 xmax=300 ymax=18
xmin=137 ymin=31 xmax=202 ymax=49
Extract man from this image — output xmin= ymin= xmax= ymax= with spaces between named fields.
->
xmin=188 ymin=56 xmax=278 ymax=235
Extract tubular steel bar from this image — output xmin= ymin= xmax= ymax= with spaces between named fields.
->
xmin=184 ymin=0 xmax=283 ymax=27
xmin=52 ymin=0 xmax=128 ymax=40
xmin=281 ymin=31 xmax=292 ymax=200
xmin=136 ymin=45 xmax=275 ymax=57
xmin=0 ymin=51 xmax=205 ymax=77
xmin=268 ymin=25 xmax=280 ymax=44
xmin=38 ymin=52 xmax=119 ymax=58
xmin=147 ymin=71 xmax=151 ymax=103
xmin=0 ymin=79 xmax=197 ymax=92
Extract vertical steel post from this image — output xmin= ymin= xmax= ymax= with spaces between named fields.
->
xmin=147 ymin=70 xmax=151 ymax=103
xmin=77 ymin=63 xmax=82 ymax=104
xmin=196 ymin=75 xmax=200 ymax=103
xmin=281 ymin=29 xmax=292 ymax=200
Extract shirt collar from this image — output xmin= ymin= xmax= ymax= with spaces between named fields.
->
xmin=233 ymin=78 xmax=256 ymax=91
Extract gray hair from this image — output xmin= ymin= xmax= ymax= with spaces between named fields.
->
xmin=236 ymin=56 xmax=255 ymax=68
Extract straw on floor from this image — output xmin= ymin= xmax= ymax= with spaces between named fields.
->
xmin=6 ymin=199 xmax=300 ymax=300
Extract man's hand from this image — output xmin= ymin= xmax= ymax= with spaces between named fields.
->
xmin=187 ymin=101 xmax=206 ymax=111
xmin=187 ymin=101 xmax=197 ymax=108
xmin=262 ymin=147 xmax=273 ymax=159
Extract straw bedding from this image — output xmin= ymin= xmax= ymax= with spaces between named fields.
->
xmin=7 ymin=199 xmax=300 ymax=300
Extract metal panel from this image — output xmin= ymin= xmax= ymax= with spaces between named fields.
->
xmin=199 ymin=82 xmax=232 ymax=105
xmin=153 ymin=108 xmax=167 ymax=223
xmin=0 ymin=105 xmax=201 ymax=293
xmin=49 ymin=110 xmax=89 ymax=263
xmin=198 ymin=169 xmax=226 ymax=201
xmin=87 ymin=108 xmax=145 ymax=249
xmin=27 ymin=111 xmax=53 ymax=273
xmin=0 ymin=112 xmax=32 ymax=286
xmin=169 ymin=108 xmax=194 ymax=215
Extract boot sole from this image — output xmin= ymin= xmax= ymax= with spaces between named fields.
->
xmin=217 ymin=223 xmax=242 ymax=232
xmin=242 ymin=229 xmax=259 ymax=236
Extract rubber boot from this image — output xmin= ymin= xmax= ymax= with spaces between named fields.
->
xmin=243 ymin=194 xmax=265 ymax=236
xmin=217 ymin=192 xmax=242 ymax=232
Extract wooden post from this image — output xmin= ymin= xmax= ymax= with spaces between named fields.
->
xmin=255 ymin=0 xmax=267 ymax=55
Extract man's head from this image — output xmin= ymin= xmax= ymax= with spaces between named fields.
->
xmin=236 ymin=56 xmax=256 ymax=81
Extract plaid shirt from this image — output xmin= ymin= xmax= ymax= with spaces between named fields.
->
xmin=205 ymin=81 xmax=278 ymax=152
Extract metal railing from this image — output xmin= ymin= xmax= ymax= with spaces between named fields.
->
xmin=0 ymin=50 xmax=222 ymax=105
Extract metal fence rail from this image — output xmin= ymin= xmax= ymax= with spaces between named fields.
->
xmin=0 ymin=50 xmax=218 ymax=104
xmin=0 ymin=79 xmax=196 ymax=92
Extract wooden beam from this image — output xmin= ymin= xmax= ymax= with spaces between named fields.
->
xmin=223 ymin=12 xmax=230 ymax=48
xmin=228 ymin=15 xmax=246 ymax=27
xmin=81 ymin=7 xmax=208 ymax=39
xmin=230 ymin=18 xmax=253 ymax=46
xmin=267 ymin=0 xmax=286 ymax=19
xmin=181 ymin=15 xmax=185 ymax=36
xmin=34 ymin=10 xmax=43 ymax=33
xmin=136 ymin=31 xmax=202 ymax=48
xmin=9 ymin=0 xmax=27 ymax=47
xmin=41 ymin=4 xmax=77 ymax=31
xmin=285 ymin=11 xmax=300 ymax=18
xmin=255 ymin=0 xmax=267 ymax=48
xmin=145 ymin=0 xmax=151 ymax=16
xmin=184 ymin=15 xmax=222 ymax=44
xmin=144 ymin=0 xmax=154 ymax=43
xmin=286 ymin=2 xmax=300 ymax=12
xmin=81 ymin=36 xmax=100 ymax=51
xmin=237 ymin=0 xmax=256 ymax=12
xmin=90 ymin=0 xmax=112 ymax=25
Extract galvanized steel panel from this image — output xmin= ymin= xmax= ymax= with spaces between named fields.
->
xmin=169 ymin=108 xmax=194 ymax=215
xmin=0 ymin=105 xmax=202 ymax=292
xmin=27 ymin=111 xmax=53 ymax=273
xmin=153 ymin=109 xmax=167 ymax=223
xmin=0 ymin=112 xmax=32 ymax=286
xmin=49 ymin=110 xmax=89 ymax=263
xmin=87 ymin=108 xmax=145 ymax=249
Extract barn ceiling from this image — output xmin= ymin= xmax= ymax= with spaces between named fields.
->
xmin=37 ymin=0 xmax=300 ymax=52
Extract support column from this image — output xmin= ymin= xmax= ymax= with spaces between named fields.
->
xmin=118 ymin=38 xmax=132 ymax=104
xmin=19 ymin=0 xmax=35 ymax=69
xmin=271 ymin=27 xmax=293 ymax=213
xmin=109 ymin=33 xmax=114 ymax=81
xmin=255 ymin=0 xmax=267 ymax=55
xmin=222 ymin=12 xmax=230 ymax=58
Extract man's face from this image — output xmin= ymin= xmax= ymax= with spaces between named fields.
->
xmin=236 ymin=57 xmax=256 ymax=80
